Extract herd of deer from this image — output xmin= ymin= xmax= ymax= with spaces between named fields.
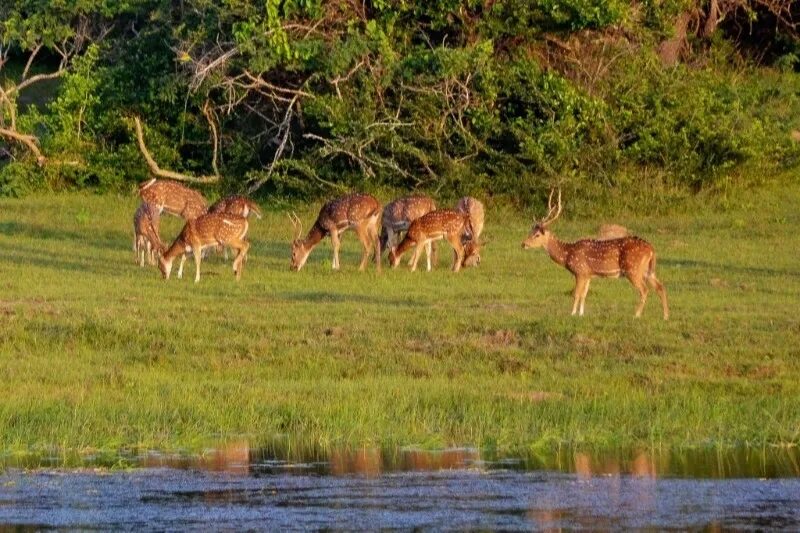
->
xmin=133 ymin=178 xmax=668 ymax=319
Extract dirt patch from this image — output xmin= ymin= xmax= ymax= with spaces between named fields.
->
xmin=505 ymin=391 xmax=564 ymax=403
xmin=324 ymin=327 xmax=345 ymax=338
xmin=481 ymin=329 xmax=520 ymax=349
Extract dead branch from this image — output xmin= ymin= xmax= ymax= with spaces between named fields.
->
xmin=0 ymin=127 xmax=46 ymax=165
xmin=22 ymin=44 xmax=43 ymax=80
xmin=241 ymin=71 xmax=314 ymax=98
xmin=132 ymin=116 xmax=219 ymax=183
xmin=247 ymin=94 xmax=299 ymax=193
xmin=202 ymin=100 xmax=220 ymax=176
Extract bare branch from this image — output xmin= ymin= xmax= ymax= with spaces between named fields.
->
xmin=132 ymin=116 xmax=219 ymax=184
xmin=241 ymin=71 xmax=314 ymax=98
xmin=247 ymin=94 xmax=299 ymax=193
xmin=22 ymin=44 xmax=43 ymax=80
xmin=202 ymin=100 xmax=220 ymax=176
xmin=0 ymin=127 xmax=46 ymax=165
xmin=14 ymin=70 xmax=67 ymax=94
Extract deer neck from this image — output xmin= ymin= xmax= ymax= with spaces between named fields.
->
xmin=303 ymin=223 xmax=325 ymax=251
xmin=544 ymin=235 xmax=570 ymax=268
xmin=163 ymin=238 xmax=186 ymax=262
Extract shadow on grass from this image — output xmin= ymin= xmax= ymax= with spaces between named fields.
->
xmin=0 ymin=239 xmax=130 ymax=275
xmin=0 ymin=221 xmax=130 ymax=252
xmin=660 ymin=258 xmax=798 ymax=277
xmin=277 ymin=290 xmax=423 ymax=307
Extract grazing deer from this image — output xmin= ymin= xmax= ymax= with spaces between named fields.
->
xmin=380 ymin=195 xmax=438 ymax=270
xmin=133 ymin=202 xmax=163 ymax=267
xmin=289 ymin=193 xmax=381 ymax=272
xmin=456 ymin=196 xmax=485 ymax=268
xmin=209 ymin=195 xmax=262 ymax=260
xmin=388 ymin=209 xmax=473 ymax=272
xmin=159 ymin=212 xmax=250 ymax=282
xmin=209 ymin=195 xmax=263 ymax=219
xmin=138 ymin=178 xmax=208 ymax=220
xmin=522 ymin=190 xmax=668 ymax=319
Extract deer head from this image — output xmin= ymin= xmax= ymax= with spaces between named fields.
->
xmin=289 ymin=212 xmax=311 ymax=271
xmin=463 ymin=238 xmax=487 ymax=267
xmin=522 ymin=189 xmax=562 ymax=249
xmin=158 ymin=254 xmax=174 ymax=279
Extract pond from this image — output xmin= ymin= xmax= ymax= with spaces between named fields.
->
xmin=1 ymin=444 xmax=798 ymax=529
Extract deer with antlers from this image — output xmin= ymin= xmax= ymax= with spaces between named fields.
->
xmin=138 ymin=178 xmax=208 ymax=220
xmin=522 ymin=190 xmax=669 ymax=319
xmin=133 ymin=202 xmax=164 ymax=267
xmin=388 ymin=210 xmax=474 ymax=272
xmin=455 ymin=196 xmax=485 ymax=268
xmin=289 ymin=193 xmax=382 ymax=272
xmin=380 ymin=195 xmax=438 ymax=270
xmin=159 ymin=212 xmax=250 ymax=282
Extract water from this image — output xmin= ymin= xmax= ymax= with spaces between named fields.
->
xmin=1 ymin=445 xmax=799 ymax=530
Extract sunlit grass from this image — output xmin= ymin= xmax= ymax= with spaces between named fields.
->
xmin=0 ymin=183 xmax=798 ymax=457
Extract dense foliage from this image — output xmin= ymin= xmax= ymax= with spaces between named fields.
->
xmin=1 ymin=0 xmax=799 ymax=203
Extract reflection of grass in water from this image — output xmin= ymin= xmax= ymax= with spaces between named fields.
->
xmin=0 ymin=182 xmax=799 ymax=461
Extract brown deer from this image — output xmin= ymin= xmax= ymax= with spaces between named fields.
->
xmin=455 ymin=196 xmax=485 ymax=268
xmin=380 ymin=195 xmax=438 ymax=270
xmin=133 ymin=202 xmax=164 ymax=267
xmin=159 ymin=212 xmax=250 ymax=282
xmin=209 ymin=195 xmax=263 ymax=219
xmin=209 ymin=195 xmax=262 ymax=261
xmin=522 ymin=190 xmax=669 ymax=319
xmin=289 ymin=193 xmax=381 ymax=272
xmin=138 ymin=178 xmax=208 ymax=220
xmin=388 ymin=209 xmax=473 ymax=272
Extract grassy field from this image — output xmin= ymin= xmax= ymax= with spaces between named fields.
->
xmin=0 ymin=182 xmax=799 ymax=461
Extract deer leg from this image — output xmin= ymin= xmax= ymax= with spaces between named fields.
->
xmin=330 ymin=230 xmax=341 ymax=270
xmin=647 ymin=274 xmax=669 ymax=320
xmin=572 ymin=277 xmax=587 ymax=316
xmin=355 ymin=224 xmax=370 ymax=271
xmin=447 ymin=234 xmax=464 ymax=272
xmin=231 ymin=239 xmax=250 ymax=280
xmin=193 ymin=245 xmax=203 ymax=283
xmin=579 ymin=278 xmax=592 ymax=316
xmin=177 ymin=253 xmax=187 ymax=279
xmin=630 ymin=274 xmax=649 ymax=318
xmin=425 ymin=241 xmax=433 ymax=272
xmin=369 ymin=216 xmax=381 ymax=272
xmin=410 ymin=241 xmax=428 ymax=272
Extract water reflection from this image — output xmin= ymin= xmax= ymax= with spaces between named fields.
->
xmin=1 ymin=441 xmax=799 ymax=479
xmin=142 ymin=440 xmax=251 ymax=475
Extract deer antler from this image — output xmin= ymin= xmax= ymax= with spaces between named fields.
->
xmin=288 ymin=212 xmax=303 ymax=240
xmin=539 ymin=188 xmax=562 ymax=227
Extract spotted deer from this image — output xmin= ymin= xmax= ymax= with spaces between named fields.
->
xmin=159 ymin=212 xmax=250 ymax=282
xmin=138 ymin=178 xmax=208 ymax=220
xmin=388 ymin=209 xmax=473 ymax=272
xmin=209 ymin=195 xmax=262 ymax=261
xmin=209 ymin=195 xmax=263 ymax=219
xmin=455 ymin=196 xmax=485 ymax=267
xmin=133 ymin=202 xmax=163 ymax=267
xmin=289 ymin=193 xmax=381 ymax=272
xmin=380 ymin=195 xmax=438 ymax=270
xmin=522 ymin=190 xmax=668 ymax=319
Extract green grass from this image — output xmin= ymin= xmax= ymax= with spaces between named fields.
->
xmin=0 ymin=182 xmax=799 ymax=460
